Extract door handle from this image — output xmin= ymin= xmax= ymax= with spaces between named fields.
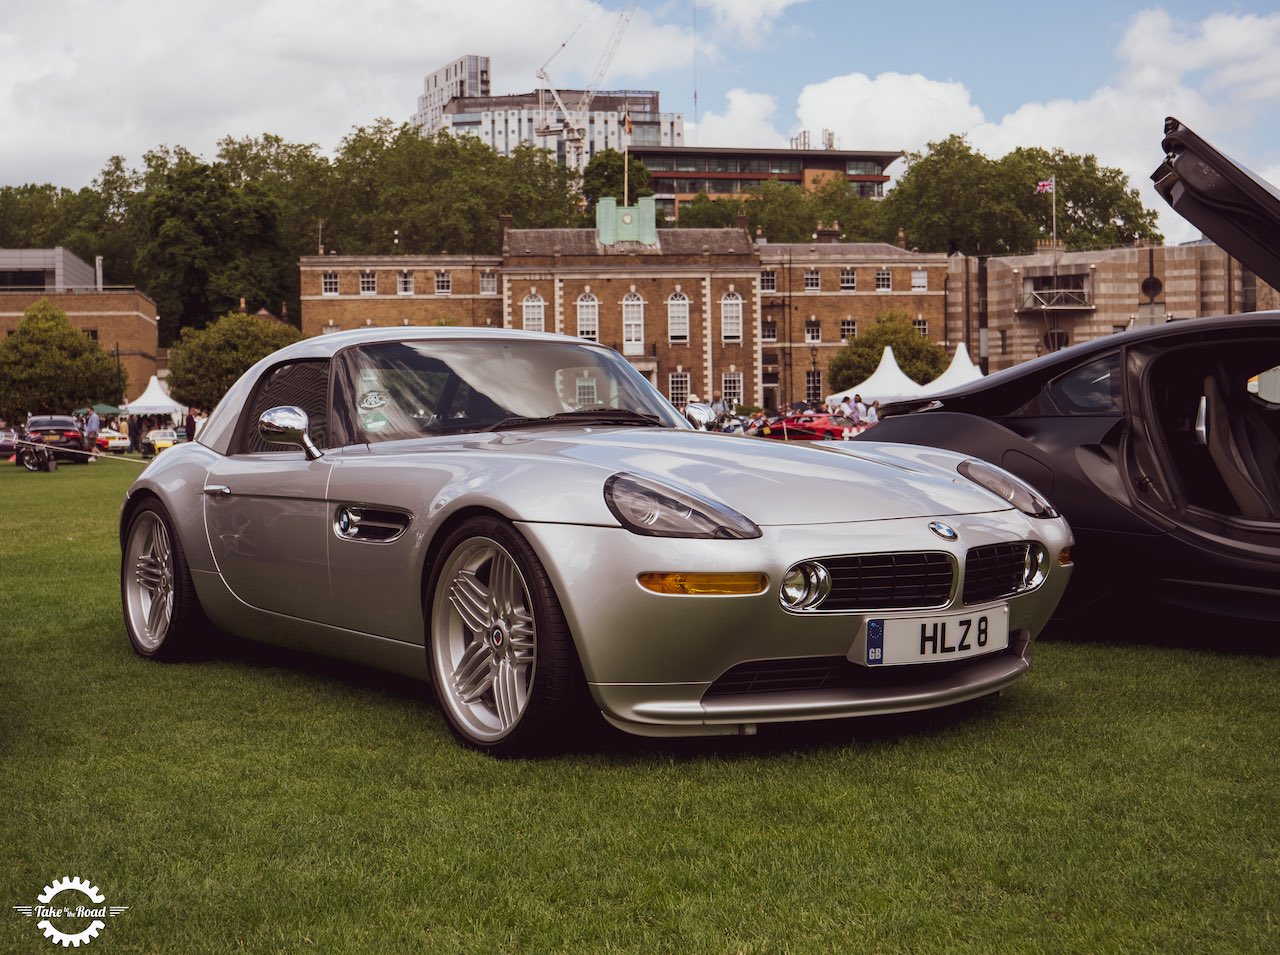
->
xmin=203 ymin=485 xmax=231 ymax=496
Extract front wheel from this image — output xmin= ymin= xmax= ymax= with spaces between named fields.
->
xmin=121 ymin=500 xmax=208 ymax=659
xmin=427 ymin=516 xmax=581 ymax=756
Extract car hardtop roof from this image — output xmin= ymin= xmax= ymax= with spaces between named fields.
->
xmin=269 ymin=325 xmax=602 ymax=362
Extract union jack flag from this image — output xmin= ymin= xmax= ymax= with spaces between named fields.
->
xmin=1036 ymin=177 xmax=1055 ymax=194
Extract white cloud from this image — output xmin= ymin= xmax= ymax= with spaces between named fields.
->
xmin=689 ymin=89 xmax=787 ymax=147
xmin=783 ymin=10 xmax=1280 ymax=246
xmin=695 ymin=0 xmax=808 ymax=45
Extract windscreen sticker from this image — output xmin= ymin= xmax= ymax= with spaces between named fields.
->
xmin=358 ymin=390 xmax=388 ymax=410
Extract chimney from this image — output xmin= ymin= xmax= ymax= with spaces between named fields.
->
xmin=815 ymin=221 xmax=840 ymax=244
xmin=498 ymin=214 xmax=514 ymax=251
xmin=239 ymin=297 xmax=247 ymax=313
xmin=896 ymin=227 xmax=906 ymax=249
xmin=95 ymin=255 xmax=104 ymax=291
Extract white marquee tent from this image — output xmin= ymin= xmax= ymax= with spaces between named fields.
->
xmin=827 ymin=346 xmax=925 ymax=406
xmin=123 ymin=376 xmax=186 ymax=416
xmin=920 ymin=343 xmax=984 ymax=396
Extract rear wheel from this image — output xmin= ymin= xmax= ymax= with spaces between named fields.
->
xmin=427 ymin=516 xmax=581 ymax=756
xmin=121 ymin=500 xmax=207 ymax=659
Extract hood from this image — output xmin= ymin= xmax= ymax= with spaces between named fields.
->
xmin=449 ymin=428 xmax=1010 ymax=525
xmin=1152 ymin=116 xmax=1280 ymax=291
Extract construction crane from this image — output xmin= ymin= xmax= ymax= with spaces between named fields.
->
xmin=536 ymin=3 xmax=635 ymax=172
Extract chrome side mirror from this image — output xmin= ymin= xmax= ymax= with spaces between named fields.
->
xmin=259 ymin=406 xmax=323 ymax=460
xmin=684 ymin=402 xmax=717 ymax=431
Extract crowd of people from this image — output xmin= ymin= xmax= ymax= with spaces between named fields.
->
xmin=72 ymin=408 xmax=205 ymax=455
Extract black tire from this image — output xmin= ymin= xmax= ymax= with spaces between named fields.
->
xmin=426 ymin=516 xmax=582 ymax=756
xmin=21 ymin=450 xmax=41 ymax=472
xmin=121 ymin=500 xmax=208 ymax=660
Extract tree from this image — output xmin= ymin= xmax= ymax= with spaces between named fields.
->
xmin=808 ymin=176 xmax=893 ymax=243
xmin=581 ymin=148 xmax=651 ymax=214
xmin=743 ymin=180 xmax=819 ymax=243
xmin=166 ymin=311 xmax=302 ymax=411
xmin=827 ymin=313 xmax=948 ymax=393
xmin=0 ymin=299 xmax=125 ymax=422
xmin=674 ymin=193 xmax=744 ymax=228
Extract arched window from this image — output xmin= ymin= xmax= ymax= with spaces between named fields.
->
xmin=622 ymin=291 xmax=644 ymax=356
xmin=721 ymin=291 xmax=743 ymax=343
xmin=667 ymin=291 xmax=689 ymax=344
xmin=576 ymin=292 xmax=599 ymax=341
xmin=522 ymin=292 xmax=545 ymax=332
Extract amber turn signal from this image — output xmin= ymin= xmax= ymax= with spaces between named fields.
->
xmin=1058 ymin=547 xmax=1073 ymax=566
xmin=638 ymin=572 xmax=769 ymax=596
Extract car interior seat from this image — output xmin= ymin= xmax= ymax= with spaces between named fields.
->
xmin=1202 ymin=372 xmax=1275 ymax=519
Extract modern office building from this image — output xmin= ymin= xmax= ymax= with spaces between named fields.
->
xmin=411 ymin=55 xmax=491 ymax=134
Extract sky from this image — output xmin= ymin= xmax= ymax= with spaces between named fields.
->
xmin=4 ymin=0 xmax=1280 ymax=244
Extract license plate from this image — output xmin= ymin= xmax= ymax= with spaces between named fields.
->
xmin=863 ymin=605 xmax=1009 ymax=666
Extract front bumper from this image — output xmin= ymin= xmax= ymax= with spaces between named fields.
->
xmin=519 ymin=510 xmax=1072 ymax=736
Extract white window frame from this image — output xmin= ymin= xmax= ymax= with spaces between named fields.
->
xmin=913 ymin=317 xmax=929 ymax=338
xmin=522 ymin=292 xmax=545 ymax=332
xmin=622 ymin=291 xmax=645 ymax=356
xmin=576 ymin=292 xmax=599 ymax=341
xmin=840 ymin=319 xmax=857 ymax=340
xmin=911 ymin=269 xmax=928 ymax=291
xmin=805 ymin=322 xmax=822 ymax=344
xmin=575 ymin=375 xmax=599 ymax=407
xmin=322 ymin=271 xmax=339 ymax=296
xmin=668 ymin=372 xmax=691 ymax=407
xmin=760 ymin=270 xmax=776 ymax=292
xmin=761 ymin=320 xmax=777 ymax=343
xmin=805 ymin=369 xmax=822 ymax=403
xmin=720 ymin=291 xmax=743 ymax=343
xmin=397 ymin=270 xmax=414 ymax=295
xmin=667 ymin=291 xmax=690 ymax=344
xmin=840 ymin=268 xmax=856 ymax=290
xmin=721 ymin=372 xmax=743 ymax=410
xmin=876 ymin=269 xmax=892 ymax=291
xmin=480 ymin=271 xmax=497 ymax=295
xmin=804 ymin=269 xmax=820 ymax=291
xmin=359 ymin=270 xmax=377 ymax=295
xmin=435 ymin=271 xmax=452 ymax=295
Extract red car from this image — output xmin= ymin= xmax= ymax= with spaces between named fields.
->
xmin=753 ymin=413 xmax=862 ymax=441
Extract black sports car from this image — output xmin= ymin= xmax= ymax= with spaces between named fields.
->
xmin=860 ymin=118 xmax=1280 ymax=632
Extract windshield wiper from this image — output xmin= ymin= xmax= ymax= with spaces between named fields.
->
xmin=484 ymin=408 xmax=663 ymax=432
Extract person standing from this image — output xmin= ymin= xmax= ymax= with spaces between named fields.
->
xmin=127 ymin=415 xmax=141 ymax=453
xmin=84 ymin=407 xmax=100 ymax=461
xmin=185 ymin=408 xmax=197 ymax=443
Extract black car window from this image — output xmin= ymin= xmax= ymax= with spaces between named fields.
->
xmin=1043 ymin=353 xmax=1123 ymax=415
xmin=238 ymin=360 xmax=331 ymax=453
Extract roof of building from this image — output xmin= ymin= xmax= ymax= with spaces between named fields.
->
xmin=505 ymin=228 xmax=754 ymax=257
xmin=756 ymin=242 xmax=932 ymax=259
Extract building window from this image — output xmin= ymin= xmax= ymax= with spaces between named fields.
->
xmin=522 ymin=292 xmax=545 ymax=332
xmin=576 ymin=292 xmax=599 ymax=341
xmin=360 ymin=271 xmax=377 ymax=295
xmin=322 ymin=272 xmax=339 ymax=295
xmin=622 ymin=291 xmax=644 ymax=356
xmin=84 ymin=328 xmax=98 ymax=342
xmin=760 ymin=270 xmax=776 ymax=292
xmin=804 ymin=269 xmax=820 ymax=291
xmin=805 ymin=369 xmax=822 ymax=403
xmin=480 ymin=271 xmax=497 ymax=295
xmin=398 ymin=271 xmax=414 ymax=295
xmin=913 ymin=317 xmax=928 ymax=338
xmin=669 ymin=371 xmax=691 ymax=407
xmin=840 ymin=318 xmax=857 ymax=340
xmin=911 ymin=269 xmax=927 ymax=291
xmin=575 ymin=375 xmax=599 ymax=407
xmin=840 ymin=268 xmax=856 ymax=290
xmin=721 ymin=291 xmax=743 ymax=343
xmin=722 ymin=372 xmax=743 ymax=411
xmin=667 ymin=291 xmax=689 ymax=343
xmin=761 ymin=320 xmax=777 ymax=343
xmin=805 ymin=321 xmax=822 ymax=344
xmin=435 ymin=271 xmax=452 ymax=295
xmin=876 ymin=269 xmax=892 ymax=291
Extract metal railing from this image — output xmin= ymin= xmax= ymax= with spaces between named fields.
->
xmin=1017 ymin=288 xmax=1093 ymax=311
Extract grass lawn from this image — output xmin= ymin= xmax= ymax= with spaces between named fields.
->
xmin=1 ymin=459 xmax=1277 ymax=953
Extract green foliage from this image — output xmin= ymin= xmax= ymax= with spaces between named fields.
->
xmin=675 ymin=193 xmax=744 ymax=228
xmin=828 ymin=313 xmax=948 ymax=391
xmin=166 ymin=311 xmax=302 ymax=410
xmin=886 ymin=135 xmax=1162 ymax=255
xmin=581 ymin=148 xmax=652 ymax=214
xmin=0 ymin=298 xmax=125 ymax=422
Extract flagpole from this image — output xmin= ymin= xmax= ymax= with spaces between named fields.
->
xmin=1052 ymin=176 xmax=1057 ymax=249
xmin=623 ymin=116 xmax=630 ymax=206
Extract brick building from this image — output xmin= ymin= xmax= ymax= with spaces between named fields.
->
xmin=0 ymin=247 xmax=160 ymax=396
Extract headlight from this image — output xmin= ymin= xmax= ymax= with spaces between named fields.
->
xmin=604 ymin=473 xmax=761 ymax=539
xmin=957 ymin=459 xmax=1058 ymax=518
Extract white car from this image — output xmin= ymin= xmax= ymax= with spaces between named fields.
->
xmin=97 ymin=427 xmax=130 ymax=453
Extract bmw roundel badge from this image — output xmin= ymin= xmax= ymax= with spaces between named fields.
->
xmin=928 ymin=521 xmax=958 ymax=541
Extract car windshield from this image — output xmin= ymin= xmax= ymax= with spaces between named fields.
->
xmin=335 ymin=338 xmax=686 ymax=442
xmin=28 ymin=416 xmax=76 ymax=429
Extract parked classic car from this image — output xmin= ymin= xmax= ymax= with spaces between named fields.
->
xmin=96 ymin=427 xmax=130 ymax=454
xmin=755 ymin=413 xmax=863 ymax=441
xmin=859 ymin=117 xmax=1280 ymax=631
xmin=121 ymin=327 xmax=1073 ymax=754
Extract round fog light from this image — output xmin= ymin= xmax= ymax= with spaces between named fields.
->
xmin=779 ymin=561 xmax=832 ymax=610
xmin=1020 ymin=544 xmax=1049 ymax=591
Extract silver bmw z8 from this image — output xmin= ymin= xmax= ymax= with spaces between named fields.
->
xmin=121 ymin=327 xmax=1073 ymax=755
